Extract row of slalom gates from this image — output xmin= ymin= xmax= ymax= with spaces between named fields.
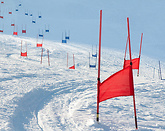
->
xmin=0 ymin=1 xmax=74 ymax=69
xmin=20 ymin=38 xmax=97 ymax=70
xmin=0 ymin=1 xmax=50 ymax=36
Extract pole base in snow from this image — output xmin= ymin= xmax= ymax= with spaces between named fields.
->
xmin=96 ymin=113 xmax=99 ymax=122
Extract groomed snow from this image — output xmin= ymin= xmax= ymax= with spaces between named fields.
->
xmin=0 ymin=34 xmax=164 ymax=130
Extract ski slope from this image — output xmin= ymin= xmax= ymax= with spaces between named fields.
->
xmin=0 ymin=0 xmax=165 ymax=130
xmin=0 ymin=34 xmax=165 ymax=130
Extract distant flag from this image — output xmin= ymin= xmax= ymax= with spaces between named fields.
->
xmin=89 ymin=52 xmax=97 ymax=68
xmin=67 ymin=53 xmax=75 ymax=69
xmin=36 ymin=33 xmax=44 ymax=47
xmin=21 ymin=40 xmax=27 ymax=57
xmin=13 ymin=25 xmax=18 ymax=36
xmin=65 ymin=30 xmax=70 ymax=40
xmin=38 ymin=11 xmax=42 ymax=18
xmin=22 ymin=24 xmax=26 ymax=34
xmin=45 ymin=24 xmax=50 ymax=32
xmin=62 ymin=32 xmax=67 ymax=43
xmin=0 ymin=24 xmax=4 ymax=33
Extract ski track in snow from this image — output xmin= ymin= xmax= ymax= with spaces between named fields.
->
xmin=0 ymin=34 xmax=165 ymax=130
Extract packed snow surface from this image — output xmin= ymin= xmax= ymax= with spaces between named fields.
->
xmin=0 ymin=0 xmax=165 ymax=130
xmin=0 ymin=34 xmax=165 ymax=130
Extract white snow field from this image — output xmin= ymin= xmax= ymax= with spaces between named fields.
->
xmin=0 ymin=0 xmax=165 ymax=130
xmin=0 ymin=34 xmax=165 ymax=130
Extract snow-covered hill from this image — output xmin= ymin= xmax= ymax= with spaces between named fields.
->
xmin=0 ymin=34 xmax=165 ymax=130
xmin=0 ymin=0 xmax=165 ymax=130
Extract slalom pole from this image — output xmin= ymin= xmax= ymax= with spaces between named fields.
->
xmin=97 ymin=9 xmax=102 ymax=122
xmin=127 ymin=17 xmax=138 ymax=129
xmin=73 ymin=54 xmax=75 ymax=67
xmin=139 ymin=33 xmax=143 ymax=58
xmin=41 ymin=48 xmax=43 ymax=64
xmin=124 ymin=36 xmax=129 ymax=60
xmin=47 ymin=49 xmax=50 ymax=66
xmin=123 ymin=36 xmax=128 ymax=69
xmin=25 ymin=41 xmax=27 ymax=57
xmin=42 ymin=35 xmax=44 ymax=45
xmin=96 ymin=45 xmax=97 ymax=68
xmin=21 ymin=40 xmax=22 ymax=56
xmin=137 ymin=33 xmax=143 ymax=76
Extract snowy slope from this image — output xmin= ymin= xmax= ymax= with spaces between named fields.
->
xmin=0 ymin=34 xmax=165 ymax=130
xmin=0 ymin=0 xmax=165 ymax=130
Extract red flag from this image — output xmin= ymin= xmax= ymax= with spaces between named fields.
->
xmin=37 ymin=43 xmax=42 ymax=47
xmin=22 ymin=30 xmax=26 ymax=34
xmin=69 ymin=65 xmax=75 ymax=69
xmin=123 ymin=58 xmax=140 ymax=69
xmin=13 ymin=32 xmax=18 ymax=35
xmin=11 ymin=24 xmax=15 ymax=26
xmin=21 ymin=52 xmax=27 ymax=57
xmin=99 ymin=66 xmax=134 ymax=103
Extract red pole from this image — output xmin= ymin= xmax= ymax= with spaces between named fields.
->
xmin=127 ymin=17 xmax=138 ymax=129
xmin=137 ymin=33 xmax=143 ymax=76
xmin=21 ymin=40 xmax=22 ymax=56
xmin=26 ymin=42 xmax=27 ymax=52
xmin=139 ymin=33 xmax=143 ymax=57
xmin=124 ymin=36 xmax=129 ymax=60
xmin=73 ymin=54 xmax=75 ymax=66
xmin=97 ymin=10 xmax=102 ymax=122
xmin=41 ymin=48 xmax=43 ymax=64
xmin=47 ymin=49 xmax=50 ymax=66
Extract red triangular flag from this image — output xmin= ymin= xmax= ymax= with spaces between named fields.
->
xmin=99 ymin=66 xmax=134 ymax=103
xmin=123 ymin=58 xmax=140 ymax=69
xmin=21 ymin=52 xmax=27 ymax=57
xmin=69 ymin=65 xmax=75 ymax=69
xmin=37 ymin=43 xmax=42 ymax=47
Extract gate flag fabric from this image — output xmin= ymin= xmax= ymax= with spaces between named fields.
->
xmin=99 ymin=65 xmax=134 ymax=102
xmin=123 ymin=33 xmax=143 ymax=76
xmin=123 ymin=58 xmax=140 ymax=69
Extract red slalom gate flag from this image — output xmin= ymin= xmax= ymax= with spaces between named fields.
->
xmin=123 ymin=33 xmax=143 ymax=76
xmin=22 ymin=30 xmax=26 ymax=34
xmin=99 ymin=65 xmax=134 ymax=102
xmin=37 ymin=43 xmax=42 ymax=47
xmin=13 ymin=32 xmax=18 ymax=35
xmin=21 ymin=52 xmax=27 ymax=57
xmin=69 ymin=65 xmax=75 ymax=69
xmin=123 ymin=58 xmax=140 ymax=69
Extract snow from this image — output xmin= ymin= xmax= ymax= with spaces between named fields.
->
xmin=0 ymin=0 xmax=165 ymax=130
